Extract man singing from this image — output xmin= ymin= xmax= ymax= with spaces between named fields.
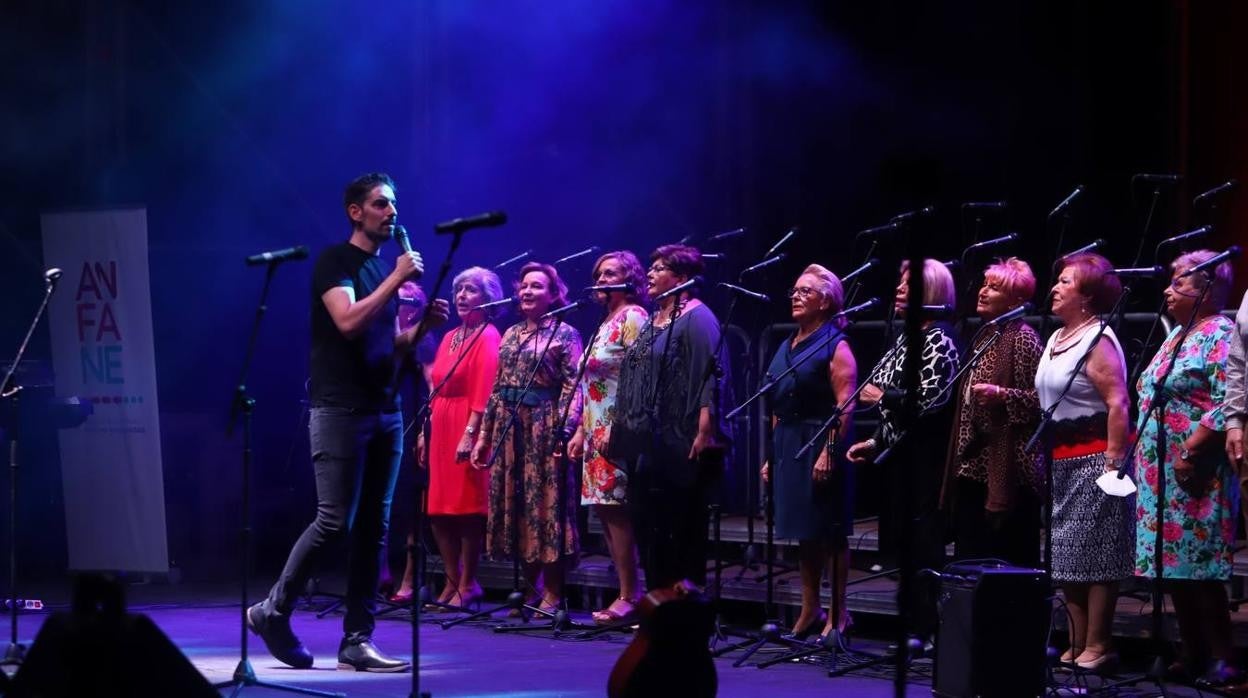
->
xmin=248 ymin=172 xmax=448 ymax=672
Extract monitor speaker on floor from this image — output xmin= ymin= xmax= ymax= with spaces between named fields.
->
xmin=933 ymin=562 xmax=1050 ymax=698
xmin=7 ymin=574 xmax=216 ymax=698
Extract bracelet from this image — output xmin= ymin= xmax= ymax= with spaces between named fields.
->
xmin=865 ymin=438 xmax=878 ymax=450
xmin=1104 ymin=454 xmax=1124 ymax=469
xmin=465 ymin=426 xmax=478 ymax=436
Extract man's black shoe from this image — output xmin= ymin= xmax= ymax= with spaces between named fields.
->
xmin=247 ymin=602 xmax=314 ymax=669
xmin=337 ymin=638 xmax=410 ymax=673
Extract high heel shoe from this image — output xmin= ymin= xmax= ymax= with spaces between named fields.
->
xmin=388 ymin=589 xmax=414 ymax=604
xmin=1074 ymin=650 xmax=1119 ymax=673
xmin=453 ymin=588 xmax=485 ymax=610
xmin=782 ymin=611 xmax=828 ymax=642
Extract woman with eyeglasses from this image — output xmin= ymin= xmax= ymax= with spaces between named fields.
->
xmin=760 ymin=264 xmax=857 ymax=641
xmin=566 ymin=251 xmax=649 ymax=623
xmin=1131 ymin=250 xmax=1237 ymax=685
xmin=609 ymin=244 xmax=732 ymax=593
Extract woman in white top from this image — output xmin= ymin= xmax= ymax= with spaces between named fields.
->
xmin=1034 ymin=253 xmax=1132 ymax=672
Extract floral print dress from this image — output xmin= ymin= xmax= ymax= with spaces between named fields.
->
xmin=1133 ymin=315 xmax=1236 ymax=580
xmin=579 ymin=305 xmax=648 ymax=505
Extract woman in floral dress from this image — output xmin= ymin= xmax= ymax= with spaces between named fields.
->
xmin=471 ymin=262 xmax=583 ymax=612
xmin=567 ymin=251 xmax=649 ymax=624
xmin=1133 ymin=249 xmax=1239 ymax=685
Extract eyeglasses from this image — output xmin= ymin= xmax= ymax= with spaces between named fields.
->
xmin=787 ymin=287 xmax=820 ymax=299
xmin=648 ymin=263 xmax=672 ymax=274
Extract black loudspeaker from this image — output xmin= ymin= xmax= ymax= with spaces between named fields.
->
xmin=8 ymin=575 xmax=216 ymax=698
xmin=933 ymin=562 xmax=1050 ymax=698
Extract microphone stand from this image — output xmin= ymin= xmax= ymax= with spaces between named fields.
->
xmin=215 ymin=261 xmax=339 ymax=698
xmin=1039 ymin=209 xmax=1074 ymax=339
xmin=1096 ymin=278 xmax=1213 ymax=697
xmin=1 ymin=274 xmax=60 ymax=675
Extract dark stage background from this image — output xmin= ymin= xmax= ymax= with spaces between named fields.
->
xmin=1 ymin=1 xmax=1245 ymax=584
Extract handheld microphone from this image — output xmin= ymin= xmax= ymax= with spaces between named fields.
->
xmin=1179 ymin=246 xmax=1241 ymax=278
xmin=470 ymin=297 xmax=519 ymax=311
xmin=434 ymin=211 xmax=507 ymax=235
xmin=585 ymin=283 xmax=631 ymax=293
xmin=1048 ymin=185 xmax=1085 ymax=218
xmin=891 ymin=206 xmax=935 ymax=223
xmin=763 ymin=227 xmax=798 ymax=259
xmin=393 ymin=224 xmax=413 ymax=253
xmin=740 ymin=253 xmax=786 ymax=276
xmin=708 ymin=227 xmax=746 ymax=242
xmin=554 ymin=246 xmax=600 ymax=266
xmin=962 ymin=201 xmax=1008 ymax=210
xmin=856 ymin=222 xmax=898 ymax=238
xmin=1111 ymin=266 xmax=1166 ymax=279
xmin=1193 ymin=179 xmax=1237 ymax=206
xmin=654 ymin=276 xmax=702 ymax=301
xmin=246 ymin=245 xmax=309 ymax=266
xmin=718 ymin=282 xmax=769 ymax=303
xmin=921 ymin=304 xmax=956 ymax=318
xmin=985 ymin=302 xmax=1033 ymax=327
xmin=841 ymin=258 xmax=878 ymax=284
xmin=1061 ymin=239 xmax=1105 ymax=259
xmin=963 ymin=232 xmax=1019 ymax=254
xmin=833 ymin=297 xmax=880 ymax=320
xmin=44 ymin=267 xmax=64 ymax=284
xmin=493 ymin=249 xmax=532 ymax=270
xmin=540 ymin=298 xmax=589 ymax=320
xmin=1158 ymin=225 xmax=1213 ymax=248
xmin=1133 ymin=173 xmax=1182 ymax=185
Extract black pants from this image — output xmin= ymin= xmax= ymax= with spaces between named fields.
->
xmin=263 ymin=406 xmax=403 ymax=640
xmin=628 ymin=457 xmax=714 ymax=592
xmin=952 ymin=478 xmax=1041 ymax=569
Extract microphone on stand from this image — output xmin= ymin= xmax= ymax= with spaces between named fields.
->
xmin=740 ymin=253 xmax=785 ymax=276
xmin=763 ymin=228 xmax=798 ymax=259
xmin=984 ymin=302 xmax=1034 ymax=327
xmin=1157 ymin=225 xmax=1213 ymax=248
xmin=718 ymin=282 xmax=769 ymax=303
xmin=833 ymin=297 xmax=881 ymax=320
xmin=1178 ymin=246 xmax=1241 ymax=278
xmin=540 ymin=298 xmax=591 ymax=321
xmin=1111 ymin=266 xmax=1167 ymax=279
xmin=856 ymin=222 xmax=898 ymax=238
xmin=434 ymin=211 xmax=507 ymax=234
xmin=1048 ymin=185 xmax=1085 ymax=219
xmin=962 ymin=201 xmax=1008 ymax=210
xmin=470 ymin=297 xmax=519 ymax=311
xmin=891 ymin=206 xmax=935 ymax=223
xmin=1193 ymin=179 xmax=1237 ymax=206
xmin=493 ymin=249 xmax=532 ymax=270
xmin=554 ymin=246 xmax=600 ymax=266
xmin=1061 ymin=239 xmax=1105 ymax=259
xmin=1133 ymin=173 xmax=1182 ymax=185
xmin=962 ymin=232 xmax=1019 ymax=255
xmin=701 ymin=252 xmax=728 ymax=261
xmin=920 ymin=304 xmax=957 ymax=319
xmin=708 ymin=227 xmax=746 ymax=242
xmin=585 ymin=283 xmax=632 ymax=293
xmin=841 ymin=258 xmax=878 ymax=285
xmin=44 ymin=268 xmax=64 ymax=285
xmin=654 ymin=276 xmax=703 ymax=302
xmin=245 ymin=245 xmax=310 ymax=266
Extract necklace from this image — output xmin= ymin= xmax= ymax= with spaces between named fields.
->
xmin=450 ymin=323 xmax=481 ymax=353
xmin=1049 ymin=316 xmax=1098 ymax=358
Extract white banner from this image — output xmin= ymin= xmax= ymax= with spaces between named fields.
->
xmin=40 ymin=208 xmax=169 ymax=573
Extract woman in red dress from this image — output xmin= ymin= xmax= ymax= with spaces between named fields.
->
xmin=392 ymin=267 xmax=502 ymax=607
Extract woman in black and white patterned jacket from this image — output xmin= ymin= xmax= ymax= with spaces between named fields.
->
xmin=847 ymin=259 xmax=960 ymax=642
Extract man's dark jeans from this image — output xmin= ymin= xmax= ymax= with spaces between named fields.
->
xmin=262 ymin=406 xmax=402 ymax=640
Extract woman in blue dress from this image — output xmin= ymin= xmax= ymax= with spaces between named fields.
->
xmin=762 ymin=264 xmax=858 ymax=641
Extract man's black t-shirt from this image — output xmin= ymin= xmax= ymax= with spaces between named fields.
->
xmin=309 ymin=242 xmax=399 ymax=411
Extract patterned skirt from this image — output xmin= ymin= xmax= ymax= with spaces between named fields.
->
xmin=1050 ymin=452 xmax=1134 ymax=583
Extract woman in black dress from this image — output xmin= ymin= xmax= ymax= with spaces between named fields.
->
xmin=762 ymin=264 xmax=858 ymax=641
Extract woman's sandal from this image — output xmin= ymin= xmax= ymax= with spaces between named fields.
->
xmin=592 ymin=597 xmax=639 ymax=625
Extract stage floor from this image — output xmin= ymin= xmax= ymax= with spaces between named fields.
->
xmin=0 ymin=583 xmax=1229 ymax=697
